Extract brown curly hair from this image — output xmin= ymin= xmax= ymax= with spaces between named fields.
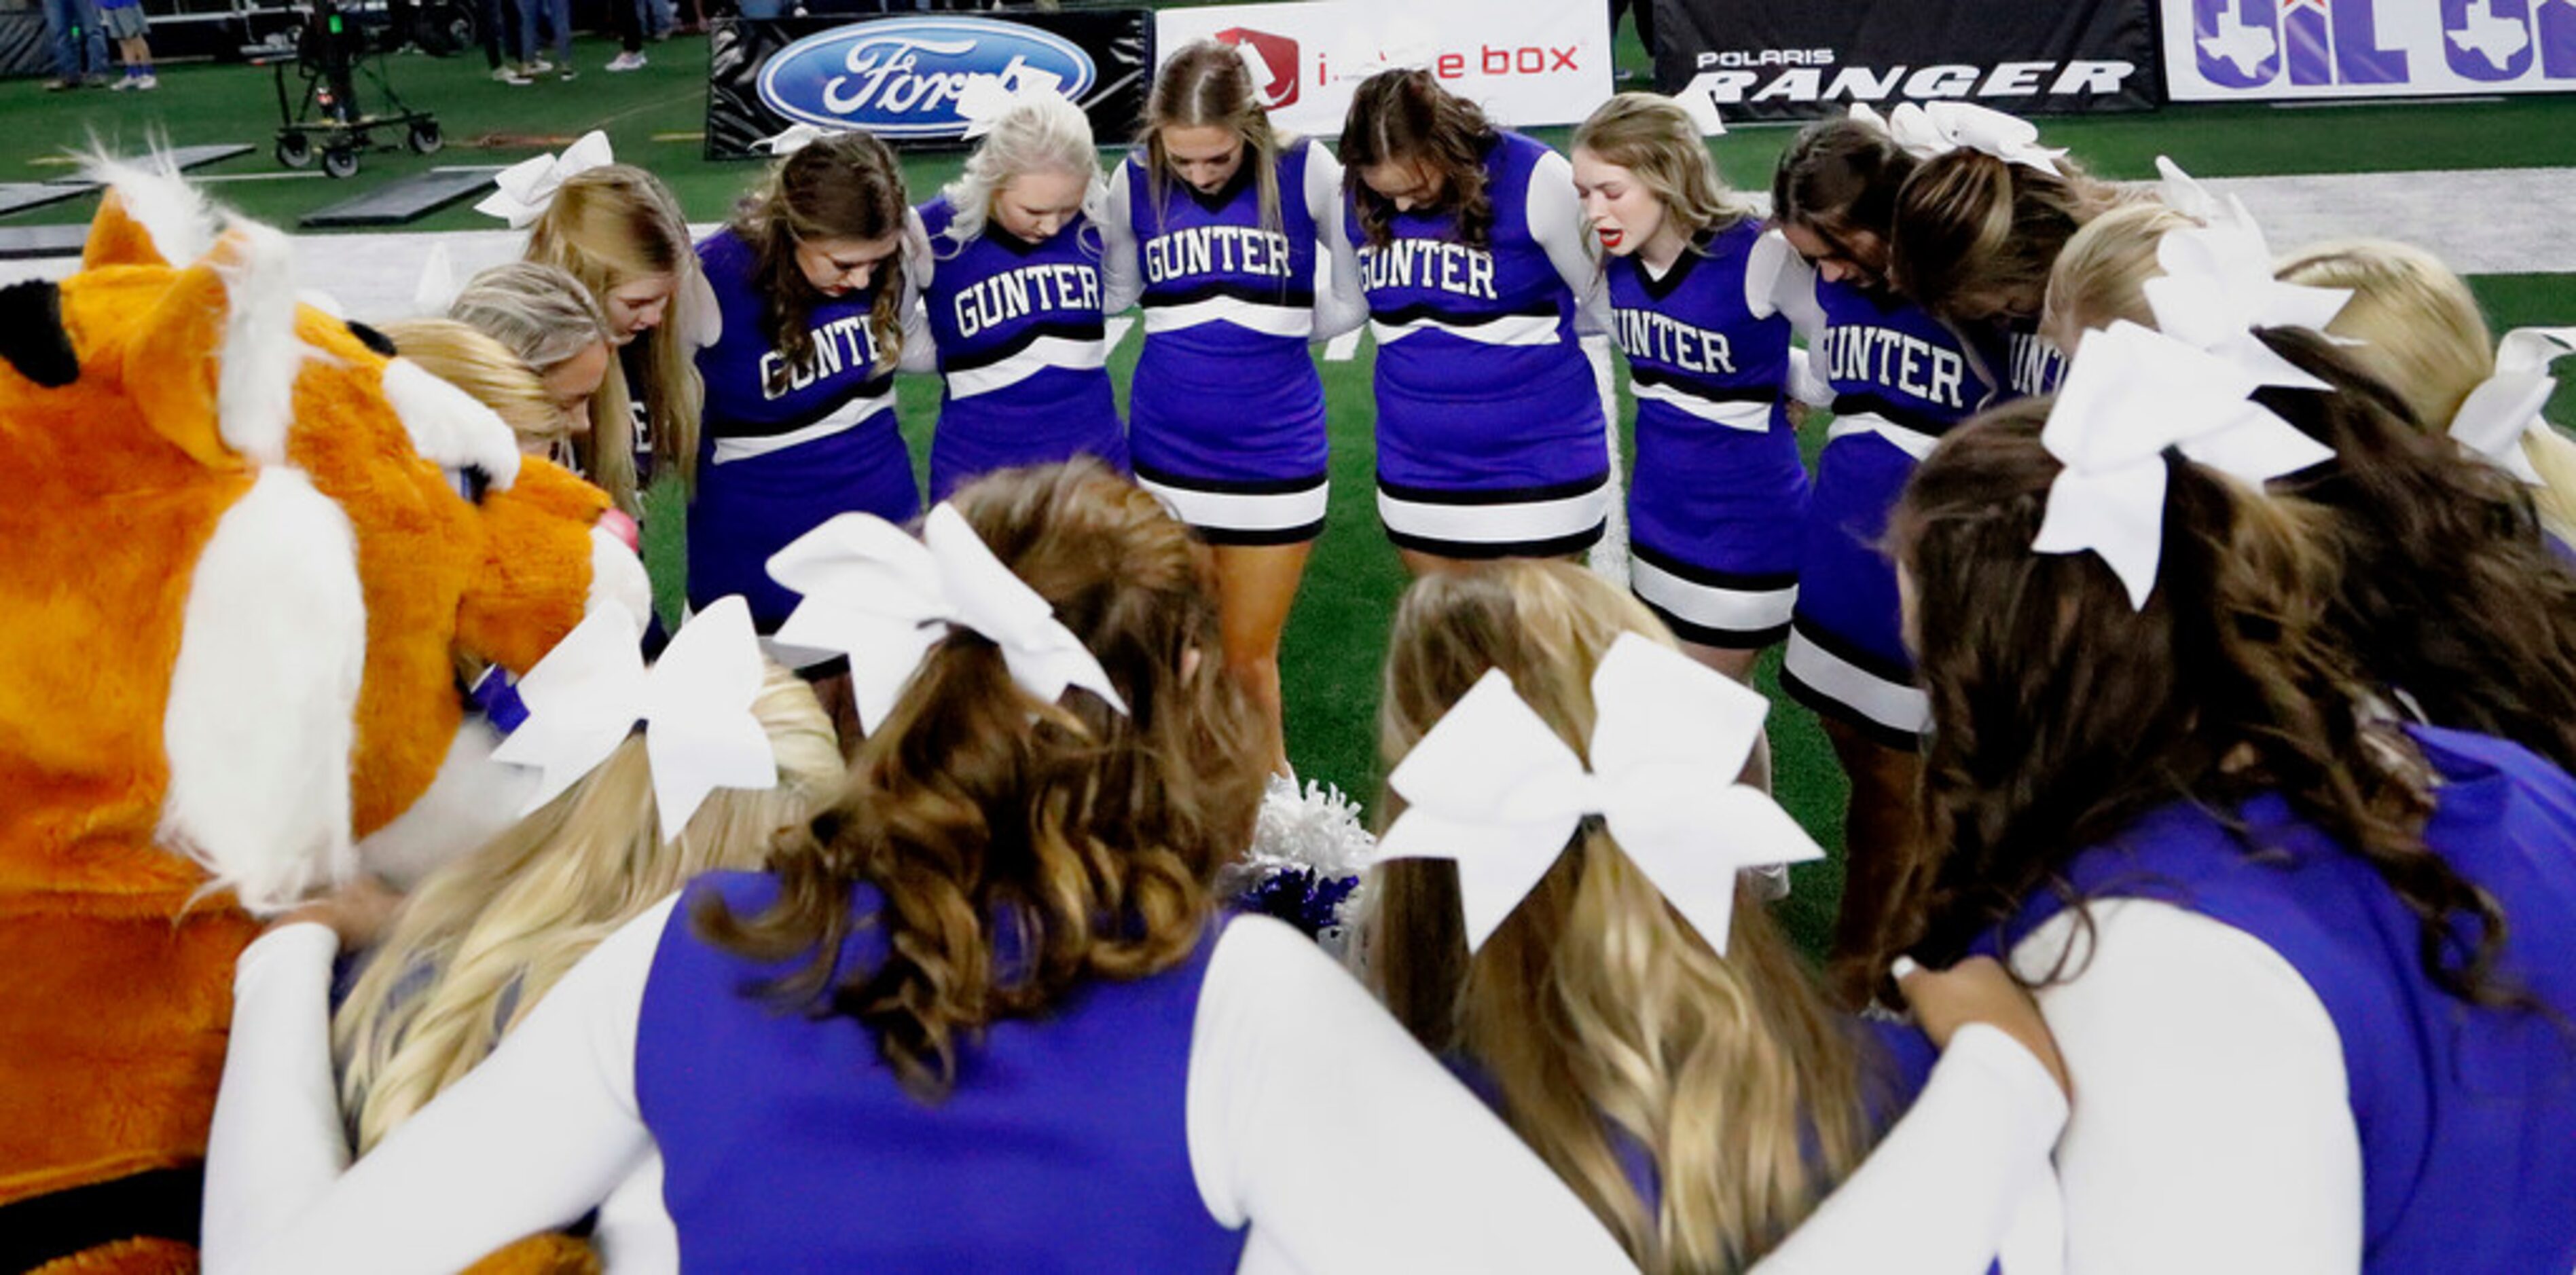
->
xmin=1887 ymin=405 xmax=2517 ymax=1014
xmin=1339 ymin=69 xmax=1498 ymax=251
xmin=693 ymin=461 xmax=1270 ymax=1098
xmin=727 ymin=130 xmax=911 ymax=397
xmin=2251 ymin=325 xmax=2576 ymax=777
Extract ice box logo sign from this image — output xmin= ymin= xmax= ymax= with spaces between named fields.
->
xmin=758 ymin=18 xmax=1098 ymax=138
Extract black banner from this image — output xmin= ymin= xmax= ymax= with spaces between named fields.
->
xmin=1649 ymin=0 xmax=2159 ymax=122
xmin=706 ymin=10 xmax=1152 ymax=160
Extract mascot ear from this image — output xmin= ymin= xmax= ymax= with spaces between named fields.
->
xmin=0 ymin=280 xmax=79 ymax=388
xmin=82 ymin=186 xmax=173 ymax=270
xmin=122 ymin=256 xmax=237 ymax=468
xmin=124 ymin=224 xmax=302 ymax=469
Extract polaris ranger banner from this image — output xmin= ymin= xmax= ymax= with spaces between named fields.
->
xmin=706 ymin=10 xmax=1153 ymax=158
xmin=1650 ymin=0 xmax=2158 ymax=122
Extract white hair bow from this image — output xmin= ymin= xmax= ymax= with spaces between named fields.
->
xmin=2450 ymin=327 xmax=2576 ymax=485
xmin=1669 ymin=88 xmax=1726 ymax=137
xmin=2153 ymin=155 xmax=2261 ymax=239
xmin=756 ymin=122 xmax=835 ymax=156
xmin=1376 ymin=634 xmax=1821 ymax=955
xmin=955 ymin=64 xmax=1069 ymax=140
xmin=474 ymin=130 xmax=617 ymax=229
xmin=490 ymin=595 xmax=778 ymax=838
xmin=1851 ymin=101 xmax=2065 ymax=173
xmin=2035 ymin=321 xmax=2336 ymax=609
xmin=2143 ymin=222 xmax=2351 ymax=390
xmin=766 ymin=503 xmax=1128 ymax=735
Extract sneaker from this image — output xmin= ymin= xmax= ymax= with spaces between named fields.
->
xmin=519 ymin=56 xmax=552 ymax=74
xmin=42 ymin=76 xmax=77 ymax=91
xmin=109 ymin=74 xmax=139 ymax=92
xmin=132 ymin=73 xmax=156 ymax=90
xmin=606 ymin=50 xmax=647 ymax=71
xmin=557 ymin=64 xmax=578 ymax=81
xmin=492 ymin=65 xmax=531 ymax=84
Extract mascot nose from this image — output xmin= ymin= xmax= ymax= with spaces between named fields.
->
xmin=596 ymin=509 xmax=640 ymax=553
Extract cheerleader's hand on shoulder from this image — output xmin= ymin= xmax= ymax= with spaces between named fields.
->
xmin=1894 ymin=954 xmax=2071 ymax=1097
xmin=267 ymin=874 xmax=405 ymax=951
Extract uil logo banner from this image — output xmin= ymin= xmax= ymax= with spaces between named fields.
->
xmin=2169 ymin=0 xmax=2576 ymax=98
xmin=757 ymin=18 xmax=1099 ymax=138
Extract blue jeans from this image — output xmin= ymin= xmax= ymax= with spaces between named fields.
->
xmin=517 ymin=0 xmax=567 ymax=62
xmin=41 ymin=0 xmax=108 ymax=80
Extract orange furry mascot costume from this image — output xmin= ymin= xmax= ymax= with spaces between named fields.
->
xmin=0 ymin=164 xmax=649 ymax=1273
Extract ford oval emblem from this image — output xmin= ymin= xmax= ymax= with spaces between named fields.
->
xmin=757 ymin=17 xmax=1097 ymax=139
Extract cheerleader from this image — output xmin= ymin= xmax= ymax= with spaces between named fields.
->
xmin=1892 ymin=334 xmax=2576 ymax=1271
xmin=1339 ymin=69 xmax=1612 ymax=574
xmin=691 ymin=129 xmax=922 ymax=635
xmin=201 ymin=464 xmax=1631 ymax=1274
xmin=918 ymin=90 xmax=1126 ymax=501
xmin=1570 ymin=94 xmax=1807 ymax=788
xmin=208 ymin=641 xmax=843 ymax=1273
xmin=2044 ymin=217 xmax=2576 ymax=779
xmin=1101 ymin=39 xmax=1362 ymax=773
xmin=490 ymin=137 xmax=710 ymax=517
xmin=449 ymin=263 xmax=619 ymax=498
xmin=1367 ymin=559 xmax=2070 ymax=1273
xmin=1768 ymin=112 xmax=1998 ymax=1003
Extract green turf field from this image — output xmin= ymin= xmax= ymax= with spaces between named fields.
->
xmin=7 ymin=24 xmax=2571 ymax=953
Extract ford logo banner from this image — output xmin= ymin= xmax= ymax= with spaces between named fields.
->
xmin=757 ymin=17 xmax=1101 ymax=138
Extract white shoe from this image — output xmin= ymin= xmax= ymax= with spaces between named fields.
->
xmin=606 ymin=50 xmax=647 ymax=71
xmin=520 ymin=56 xmax=552 ymax=73
xmin=132 ymin=73 xmax=156 ymax=89
xmin=492 ymin=66 xmax=531 ymax=84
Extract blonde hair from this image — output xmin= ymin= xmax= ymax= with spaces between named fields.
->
xmin=2041 ymin=200 xmax=2201 ymax=352
xmin=450 ymin=261 xmax=613 ymax=374
xmin=937 ymin=93 xmax=1107 ymax=250
xmin=524 ymin=165 xmax=708 ymax=509
xmin=1572 ymin=94 xmax=1754 ymax=249
xmin=1139 ymin=40 xmax=1287 ymax=238
xmin=333 ymin=664 xmax=844 ymax=1154
xmin=2278 ymin=238 xmax=2576 ymax=544
xmin=376 ymin=318 xmax=566 ymax=455
xmin=1368 ymin=561 xmax=1876 ymax=1274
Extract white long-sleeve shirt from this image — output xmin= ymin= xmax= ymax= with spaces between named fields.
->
xmin=207 ymin=905 xmax=2065 ymax=1274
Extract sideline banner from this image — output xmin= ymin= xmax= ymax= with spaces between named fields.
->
xmin=705 ymin=10 xmax=1152 ymax=159
xmin=2165 ymin=0 xmax=2576 ymax=100
xmin=1649 ymin=0 xmax=2156 ymax=122
xmin=1154 ymin=0 xmax=1614 ymax=135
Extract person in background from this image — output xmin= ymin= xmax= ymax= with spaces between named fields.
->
xmin=38 ymin=0 xmax=107 ymax=90
xmin=96 ymin=0 xmax=153 ymax=91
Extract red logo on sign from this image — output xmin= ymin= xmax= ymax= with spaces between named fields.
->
xmin=1216 ymin=27 xmax=1301 ymax=108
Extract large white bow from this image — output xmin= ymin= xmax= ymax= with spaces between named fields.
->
xmin=1850 ymin=101 xmax=2065 ymax=173
xmin=767 ymin=504 xmax=1128 ymax=734
xmin=2153 ymin=155 xmax=2260 ymax=238
xmin=2143 ymin=221 xmax=2351 ymax=391
xmin=2450 ymin=327 xmax=2576 ymax=485
xmin=2034 ymin=321 xmax=2336 ymax=608
xmin=955 ymin=64 xmax=1069 ymax=140
xmin=491 ymin=595 xmax=778 ymax=837
xmin=1376 ymin=634 xmax=1822 ymax=955
xmin=475 ymin=130 xmax=617 ymax=229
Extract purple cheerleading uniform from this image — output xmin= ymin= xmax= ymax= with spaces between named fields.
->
xmin=1121 ymin=140 xmax=1330 ymax=544
xmin=688 ymin=227 xmax=920 ymax=632
xmin=1781 ymin=279 xmax=1995 ymax=750
xmin=636 ymin=872 xmax=1244 ymax=1272
xmin=1352 ymin=131 xmax=1608 ymax=559
xmin=1608 ymin=221 xmax=1808 ymax=649
xmin=1988 ymin=316 xmax=2066 ymax=402
xmin=1985 ymin=725 xmax=2576 ymax=1272
xmin=918 ymin=196 xmax=1127 ymax=502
